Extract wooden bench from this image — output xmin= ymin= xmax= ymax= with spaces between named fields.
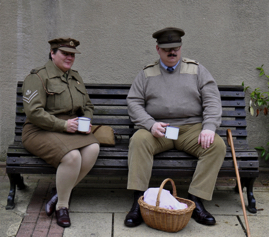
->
xmin=6 ymin=82 xmax=259 ymax=213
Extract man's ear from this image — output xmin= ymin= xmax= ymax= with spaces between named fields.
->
xmin=156 ymin=45 xmax=160 ymax=55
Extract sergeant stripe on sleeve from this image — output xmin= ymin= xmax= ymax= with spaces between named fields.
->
xmin=23 ymin=90 xmax=38 ymax=104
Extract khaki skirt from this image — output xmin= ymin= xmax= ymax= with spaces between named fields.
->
xmin=22 ymin=115 xmax=99 ymax=168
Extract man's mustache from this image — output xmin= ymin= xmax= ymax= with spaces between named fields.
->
xmin=168 ymin=54 xmax=177 ymax=57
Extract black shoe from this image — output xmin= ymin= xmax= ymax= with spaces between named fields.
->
xmin=124 ymin=191 xmax=144 ymax=227
xmin=46 ymin=187 xmax=58 ymax=216
xmin=188 ymin=194 xmax=216 ymax=225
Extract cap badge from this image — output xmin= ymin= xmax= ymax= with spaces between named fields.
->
xmin=70 ymin=41 xmax=74 ymax=46
xmin=168 ymin=34 xmax=173 ymax=42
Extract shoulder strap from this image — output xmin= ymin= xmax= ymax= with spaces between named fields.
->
xmin=30 ymin=66 xmax=54 ymax=95
xmin=143 ymin=61 xmax=161 ymax=78
xmin=182 ymin=57 xmax=199 ymax=65
xmin=180 ymin=57 xmax=199 ymax=75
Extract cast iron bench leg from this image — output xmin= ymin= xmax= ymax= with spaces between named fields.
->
xmin=234 ymin=177 xmax=257 ymax=213
xmin=6 ymin=173 xmax=26 ymax=210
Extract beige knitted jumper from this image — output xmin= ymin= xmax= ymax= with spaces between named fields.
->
xmin=127 ymin=58 xmax=222 ymax=132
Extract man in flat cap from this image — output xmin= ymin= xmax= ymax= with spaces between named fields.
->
xmin=124 ymin=27 xmax=226 ymax=227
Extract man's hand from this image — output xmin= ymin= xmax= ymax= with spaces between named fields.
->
xmin=151 ymin=122 xmax=169 ymax=137
xmin=198 ymin=129 xmax=215 ymax=149
xmin=66 ymin=118 xmax=79 ymax=133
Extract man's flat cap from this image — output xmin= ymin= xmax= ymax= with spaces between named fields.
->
xmin=152 ymin=27 xmax=185 ymax=48
xmin=48 ymin=37 xmax=81 ymax=54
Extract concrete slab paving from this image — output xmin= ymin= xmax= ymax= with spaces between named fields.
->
xmin=246 ymin=215 xmax=269 ymax=237
xmin=113 ymin=213 xmax=246 ymax=237
xmin=203 ymin=189 xmax=268 ymax=216
xmin=0 ymin=166 xmax=268 ymax=237
xmin=63 ymin=213 xmax=112 ymax=237
xmin=70 ymin=188 xmax=133 ymax=213
xmin=0 ymin=180 xmax=37 ymax=237
xmin=0 ymin=206 xmax=22 ymax=237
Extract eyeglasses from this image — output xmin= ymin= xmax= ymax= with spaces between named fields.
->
xmin=61 ymin=51 xmax=75 ymax=57
xmin=162 ymin=47 xmax=181 ymax=52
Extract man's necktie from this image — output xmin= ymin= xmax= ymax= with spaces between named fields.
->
xmin=167 ymin=67 xmax=174 ymax=73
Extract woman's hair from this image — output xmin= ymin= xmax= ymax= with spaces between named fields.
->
xmin=49 ymin=48 xmax=58 ymax=60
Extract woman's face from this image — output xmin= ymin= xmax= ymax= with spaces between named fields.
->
xmin=51 ymin=50 xmax=75 ymax=72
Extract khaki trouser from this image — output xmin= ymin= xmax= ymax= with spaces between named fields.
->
xmin=127 ymin=123 xmax=226 ymax=200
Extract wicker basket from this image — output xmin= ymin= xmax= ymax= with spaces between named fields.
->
xmin=138 ymin=178 xmax=196 ymax=232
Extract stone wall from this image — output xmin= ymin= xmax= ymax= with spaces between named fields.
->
xmin=1 ymin=0 xmax=269 ymax=166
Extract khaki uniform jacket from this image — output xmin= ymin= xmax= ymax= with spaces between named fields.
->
xmin=22 ymin=60 xmax=94 ymax=132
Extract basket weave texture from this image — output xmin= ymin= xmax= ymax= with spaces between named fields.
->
xmin=138 ymin=178 xmax=196 ymax=232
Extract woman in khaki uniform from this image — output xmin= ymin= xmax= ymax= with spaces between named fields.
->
xmin=22 ymin=38 xmax=100 ymax=228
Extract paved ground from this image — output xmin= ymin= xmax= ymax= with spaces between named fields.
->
xmin=0 ymin=162 xmax=269 ymax=237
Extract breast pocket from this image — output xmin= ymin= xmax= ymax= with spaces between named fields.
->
xmin=46 ymin=84 xmax=70 ymax=110
xmin=74 ymin=84 xmax=86 ymax=106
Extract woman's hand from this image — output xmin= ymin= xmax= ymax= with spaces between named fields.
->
xmin=66 ymin=118 xmax=79 ymax=133
xmin=84 ymin=123 xmax=92 ymax=134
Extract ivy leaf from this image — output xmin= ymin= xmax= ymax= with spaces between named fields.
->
xmin=257 ymin=100 xmax=263 ymax=106
xmin=250 ymin=107 xmax=255 ymax=116
xmin=266 ymin=154 xmax=269 ymax=161
xmin=255 ymin=146 xmax=264 ymax=150
xmin=259 ymin=71 xmax=265 ymax=77
xmin=256 ymin=109 xmax=260 ymax=117
xmin=244 ymin=86 xmax=250 ymax=92
xmin=261 ymin=150 xmax=266 ymax=157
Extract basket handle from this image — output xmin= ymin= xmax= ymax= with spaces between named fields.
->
xmin=156 ymin=178 xmax=177 ymax=207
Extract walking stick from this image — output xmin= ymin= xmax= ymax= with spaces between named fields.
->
xmin=227 ymin=129 xmax=251 ymax=237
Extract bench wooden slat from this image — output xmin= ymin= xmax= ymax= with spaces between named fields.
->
xmin=221 ymin=100 xmax=245 ymax=107
xmin=6 ymin=167 xmax=259 ymax=179
xmin=7 ymin=148 xmax=258 ymax=160
xmin=220 ymin=120 xmax=246 ymax=127
xmin=15 ymin=116 xmax=248 ymax=127
xmin=16 ymin=105 xmax=247 ymax=118
xmin=6 ymin=157 xmax=258 ymax=170
xmin=14 ymin=127 xmax=248 ymax=137
xmin=219 ymin=91 xmax=245 ymax=98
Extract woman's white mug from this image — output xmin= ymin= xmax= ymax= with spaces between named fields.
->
xmin=78 ymin=117 xmax=91 ymax=132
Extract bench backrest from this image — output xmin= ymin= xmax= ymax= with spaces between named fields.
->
xmin=15 ymin=82 xmax=248 ymax=149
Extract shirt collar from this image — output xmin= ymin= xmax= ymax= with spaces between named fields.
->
xmin=45 ymin=60 xmax=74 ymax=81
xmin=160 ymin=59 xmax=180 ymax=70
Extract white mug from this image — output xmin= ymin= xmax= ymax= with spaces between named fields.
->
xmin=165 ymin=126 xmax=179 ymax=140
xmin=78 ymin=117 xmax=91 ymax=132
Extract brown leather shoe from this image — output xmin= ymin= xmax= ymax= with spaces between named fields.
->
xmin=45 ymin=187 xmax=58 ymax=216
xmin=124 ymin=191 xmax=144 ymax=227
xmin=55 ymin=207 xmax=71 ymax=227
xmin=188 ymin=194 xmax=216 ymax=225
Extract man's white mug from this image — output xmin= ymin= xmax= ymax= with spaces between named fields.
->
xmin=78 ymin=117 xmax=91 ymax=132
xmin=165 ymin=126 xmax=179 ymax=140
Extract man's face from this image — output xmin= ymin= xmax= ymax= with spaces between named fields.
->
xmin=156 ymin=45 xmax=181 ymax=67
xmin=51 ymin=49 xmax=75 ymax=72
